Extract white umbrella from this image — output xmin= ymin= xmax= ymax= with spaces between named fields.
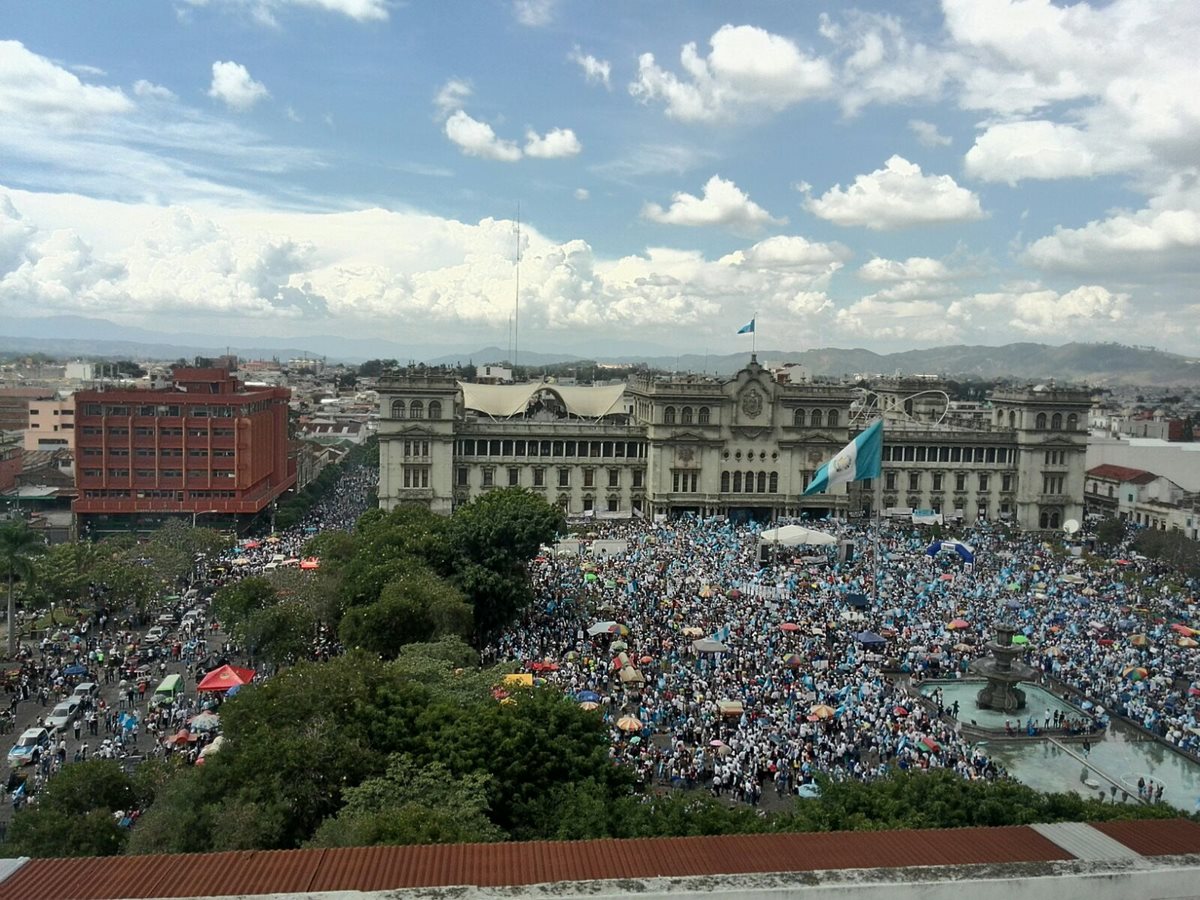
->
xmin=759 ymin=525 xmax=837 ymax=547
xmin=693 ymin=639 xmax=730 ymax=653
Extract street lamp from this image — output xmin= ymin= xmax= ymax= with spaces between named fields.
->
xmin=191 ymin=509 xmax=221 ymax=527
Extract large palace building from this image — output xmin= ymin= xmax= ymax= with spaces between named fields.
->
xmin=377 ymin=358 xmax=1089 ymax=530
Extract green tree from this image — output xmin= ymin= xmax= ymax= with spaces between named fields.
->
xmin=309 ymin=756 xmax=503 ymax=847
xmin=339 ymin=566 xmax=472 ymax=658
xmin=1095 ymin=517 xmax=1125 ymax=547
xmin=0 ymin=521 xmax=45 ymax=655
xmin=213 ymin=576 xmax=277 ymax=631
xmin=7 ymin=760 xmax=136 ymax=857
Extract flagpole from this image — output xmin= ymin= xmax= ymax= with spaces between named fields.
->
xmin=752 ymin=310 xmax=757 ymax=356
xmin=873 ymin=460 xmax=882 ymax=608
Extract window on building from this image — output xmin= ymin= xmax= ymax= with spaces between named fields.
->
xmin=608 ymin=468 xmax=620 ymax=488
xmin=743 ymin=469 xmax=754 ymax=492
xmin=1067 ymin=413 xmax=1078 ymax=431
xmin=681 ymin=407 xmax=693 ymax=425
xmin=827 ymin=410 xmax=839 ymax=427
xmin=978 ymin=474 xmax=990 ymax=492
xmin=481 ymin=468 xmax=494 ymax=487
xmin=632 ymin=470 xmax=643 ymax=488
xmin=456 ymin=467 xmax=468 ymax=486
xmin=557 ymin=468 xmax=570 ymax=488
xmin=769 ymin=472 xmax=778 ymax=493
xmin=793 ymin=408 xmax=805 ymax=427
xmin=1002 ymin=474 xmax=1012 ymax=492
xmin=583 ymin=469 xmax=594 ymax=488
xmin=583 ymin=496 xmax=593 ymax=512
xmin=932 ymin=473 xmax=943 ymax=491
xmin=908 ymin=472 xmax=920 ymax=492
xmin=672 ymin=472 xmax=680 ymax=493
xmin=428 ymin=400 xmax=442 ymax=420
xmin=811 ymin=409 xmax=823 ymax=427
xmin=533 ymin=468 xmax=545 ymax=487
xmin=757 ymin=471 xmax=767 ymax=492
xmin=663 ymin=406 xmax=676 ymax=425
xmin=955 ymin=473 xmax=966 ymax=492
xmin=733 ymin=471 xmax=743 ymax=492
xmin=698 ymin=407 xmax=710 ymax=425
xmin=392 ymin=402 xmax=407 ymax=419
xmin=409 ymin=400 xmax=424 ymax=419
xmin=1036 ymin=412 xmax=1047 ymax=430
xmin=1051 ymin=412 xmax=1062 ymax=430
xmin=721 ymin=471 xmax=730 ymax=492
xmin=885 ymin=472 xmax=896 ymax=491
xmin=508 ymin=467 xmax=520 ymax=487
xmin=607 ymin=496 xmax=619 ymax=513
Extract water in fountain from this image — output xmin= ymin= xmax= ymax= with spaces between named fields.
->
xmin=969 ymin=622 xmax=1038 ymax=712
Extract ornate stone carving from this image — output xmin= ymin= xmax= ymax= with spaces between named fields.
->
xmin=741 ymin=388 xmax=763 ymax=418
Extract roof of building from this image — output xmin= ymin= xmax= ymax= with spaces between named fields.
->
xmin=1086 ymin=464 xmax=1158 ymax=484
xmin=458 ymin=382 xmax=626 ymax=419
xmin=1 ymin=820 xmax=1199 ymax=900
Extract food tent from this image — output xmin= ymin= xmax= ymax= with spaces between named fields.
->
xmin=197 ymin=664 xmax=256 ymax=693
xmin=759 ymin=525 xmax=837 ymax=547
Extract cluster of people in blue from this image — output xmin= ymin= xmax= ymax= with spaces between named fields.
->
xmin=494 ymin=515 xmax=1199 ymax=805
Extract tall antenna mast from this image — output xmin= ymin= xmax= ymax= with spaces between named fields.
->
xmin=514 ymin=203 xmax=521 ymax=375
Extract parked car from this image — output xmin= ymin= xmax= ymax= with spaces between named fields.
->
xmin=144 ymin=625 xmax=170 ymax=645
xmin=156 ymin=611 xmax=178 ymax=626
xmin=72 ymin=682 xmax=99 ymax=701
xmin=7 ymin=728 xmax=49 ymax=766
xmin=46 ymin=698 xmax=80 ymax=733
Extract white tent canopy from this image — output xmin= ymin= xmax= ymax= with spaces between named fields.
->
xmin=759 ymin=524 xmax=837 ymax=547
xmin=458 ymin=382 xmax=626 ymax=419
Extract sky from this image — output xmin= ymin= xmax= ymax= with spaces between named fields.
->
xmin=0 ymin=0 xmax=1198 ymax=358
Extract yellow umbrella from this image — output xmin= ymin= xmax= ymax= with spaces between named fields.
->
xmin=810 ymin=704 xmax=836 ymax=720
xmin=681 ymin=626 xmax=704 ymax=637
xmin=1179 ymin=637 xmax=1199 ymax=648
xmin=1129 ymin=634 xmax=1150 ymax=647
xmin=616 ymin=715 xmax=643 ymax=732
xmin=579 ymin=701 xmax=600 ymax=711
xmin=502 ymin=673 xmax=534 ymax=687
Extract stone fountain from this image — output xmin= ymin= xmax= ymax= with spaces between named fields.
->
xmin=968 ymin=622 xmax=1037 ymax=712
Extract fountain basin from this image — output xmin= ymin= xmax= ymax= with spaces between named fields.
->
xmin=918 ymin=679 xmax=1087 ymax=732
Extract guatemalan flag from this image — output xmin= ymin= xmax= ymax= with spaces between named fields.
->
xmin=736 ymin=318 xmax=755 ymax=334
xmin=802 ymin=419 xmax=883 ymax=495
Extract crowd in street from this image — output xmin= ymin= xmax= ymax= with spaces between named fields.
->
xmin=494 ymin=516 xmax=1199 ymax=806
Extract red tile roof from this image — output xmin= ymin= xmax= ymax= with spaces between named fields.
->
xmin=0 ymin=826 xmax=1078 ymax=900
xmin=1090 ymin=819 xmax=1200 ymax=857
xmin=1086 ymin=464 xmax=1157 ymax=484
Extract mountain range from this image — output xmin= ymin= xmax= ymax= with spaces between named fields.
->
xmin=1 ymin=316 xmax=1197 ymax=386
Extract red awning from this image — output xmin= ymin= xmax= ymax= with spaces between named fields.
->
xmin=196 ymin=664 xmax=256 ymax=692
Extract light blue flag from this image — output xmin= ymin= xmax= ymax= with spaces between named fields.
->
xmin=803 ymin=418 xmax=883 ymax=495
xmin=736 ymin=318 xmax=755 ymax=334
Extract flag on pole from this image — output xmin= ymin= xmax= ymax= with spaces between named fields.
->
xmin=736 ymin=319 xmax=755 ymax=334
xmin=803 ymin=419 xmax=883 ymax=495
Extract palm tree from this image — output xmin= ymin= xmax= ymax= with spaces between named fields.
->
xmin=0 ymin=521 xmax=46 ymax=657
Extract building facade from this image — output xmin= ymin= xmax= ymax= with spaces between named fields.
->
xmin=377 ymin=360 xmax=1089 ymax=530
xmin=23 ymin=394 xmax=74 ymax=452
xmin=1085 ymin=464 xmax=1199 ymax=539
xmin=73 ymin=367 xmax=295 ymax=533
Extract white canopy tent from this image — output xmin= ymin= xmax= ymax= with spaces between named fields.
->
xmin=758 ymin=524 xmax=837 ymax=547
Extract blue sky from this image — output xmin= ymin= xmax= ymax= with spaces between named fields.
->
xmin=0 ymin=0 xmax=1197 ymax=357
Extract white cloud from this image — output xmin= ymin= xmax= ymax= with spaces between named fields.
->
xmin=720 ymin=235 xmax=850 ymax=274
xmin=524 ymin=127 xmax=581 ymax=159
xmin=643 ymin=175 xmax=785 ymax=233
xmin=829 ymin=13 xmax=957 ymax=116
xmin=590 ymin=144 xmax=713 ymax=183
xmin=835 ymin=296 xmax=963 ymax=343
xmin=569 ymin=47 xmax=611 ymax=89
xmin=573 ymin=188 xmax=590 ymax=201
xmin=433 ymin=78 xmax=472 ymax=119
xmin=208 ymin=61 xmax=270 ymax=111
xmin=805 ymin=156 xmax=984 ymax=230
xmin=630 ymin=24 xmax=833 ymax=123
xmin=132 ymin=79 xmax=175 ymax=101
xmin=908 ymin=119 xmax=951 ymax=147
xmin=964 ymin=120 xmax=1145 ymax=184
xmin=960 ymin=284 xmax=1130 ymax=335
xmin=858 ymin=256 xmax=953 ymax=282
xmin=512 ymin=0 xmax=555 ymax=26
xmin=444 ymin=111 xmax=522 ymax=162
xmin=179 ymin=0 xmax=389 ymax=23
xmin=1023 ymin=176 xmax=1200 ymax=273
xmin=0 ymin=40 xmax=133 ymax=129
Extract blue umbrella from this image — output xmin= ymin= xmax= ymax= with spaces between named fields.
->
xmin=64 ymin=664 xmax=88 ymax=677
xmin=577 ymin=690 xmax=601 ymax=703
xmin=1004 ymin=599 xmax=1021 ymax=610
xmin=225 ymin=684 xmax=242 ymax=697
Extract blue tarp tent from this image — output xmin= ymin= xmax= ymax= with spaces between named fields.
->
xmin=855 ymin=631 xmax=886 ymax=647
xmin=926 ymin=539 xmax=975 ymax=564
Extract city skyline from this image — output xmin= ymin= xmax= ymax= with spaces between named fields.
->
xmin=1 ymin=0 xmax=1197 ymax=356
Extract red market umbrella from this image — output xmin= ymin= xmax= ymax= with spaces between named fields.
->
xmin=920 ymin=736 xmax=941 ymax=753
xmin=639 ymin=655 xmax=654 ymax=665
xmin=893 ymin=706 xmax=909 ymax=717
xmin=197 ymin=664 xmax=255 ymax=693
xmin=780 ymin=623 xmax=801 ymax=632
xmin=299 ymin=557 xmax=320 ymax=570
xmin=947 ymin=618 xmax=970 ymax=630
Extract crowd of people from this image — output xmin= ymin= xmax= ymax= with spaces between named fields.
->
xmin=493 ymin=515 xmax=1200 ymax=806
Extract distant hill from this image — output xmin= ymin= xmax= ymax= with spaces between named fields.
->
xmin=0 ymin=315 xmax=1196 ymax=385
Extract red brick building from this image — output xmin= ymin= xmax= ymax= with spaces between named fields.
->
xmin=73 ymin=368 xmax=294 ymax=532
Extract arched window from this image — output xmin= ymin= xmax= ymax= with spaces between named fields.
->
xmin=720 ymin=471 xmax=730 ymax=492
xmin=1107 ymin=485 xmax=1114 ymax=498
xmin=745 ymin=470 xmax=755 ymax=492
xmin=391 ymin=399 xmax=406 ymax=418
xmin=811 ymin=409 xmax=823 ymax=427
xmin=1066 ymin=413 xmax=1078 ymax=431
xmin=757 ymin=471 xmax=767 ymax=492
xmin=1009 ymin=411 xmax=1016 ymax=428
xmin=733 ymin=471 xmax=742 ymax=492
xmin=1039 ymin=511 xmax=1049 ymax=529
xmin=427 ymin=400 xmax=442 ymax=420
xmin=698 ymin=406 xmax=710 ymax=425
xmin=1051 ymin=413 xmax=1062 ymax=430
xmin=681 ymin=407 xmax=693 ymax=425
xmin=827 ymin=409 xmax=839 ymax=427
xmin=793 ymin=408 xmax=805 ymax=427
xmin=769 ymin=472 xmax=778 ymax=493
xmin=409 ymin=400 xmax=424 ymax=419
xmin=1035 ymin=412 xmax=1047 ymax=430
xmin=1050 ymin=511 xmax=1061 ymax=529
xmin=663 ymin=406 xmax=676 ymax=425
